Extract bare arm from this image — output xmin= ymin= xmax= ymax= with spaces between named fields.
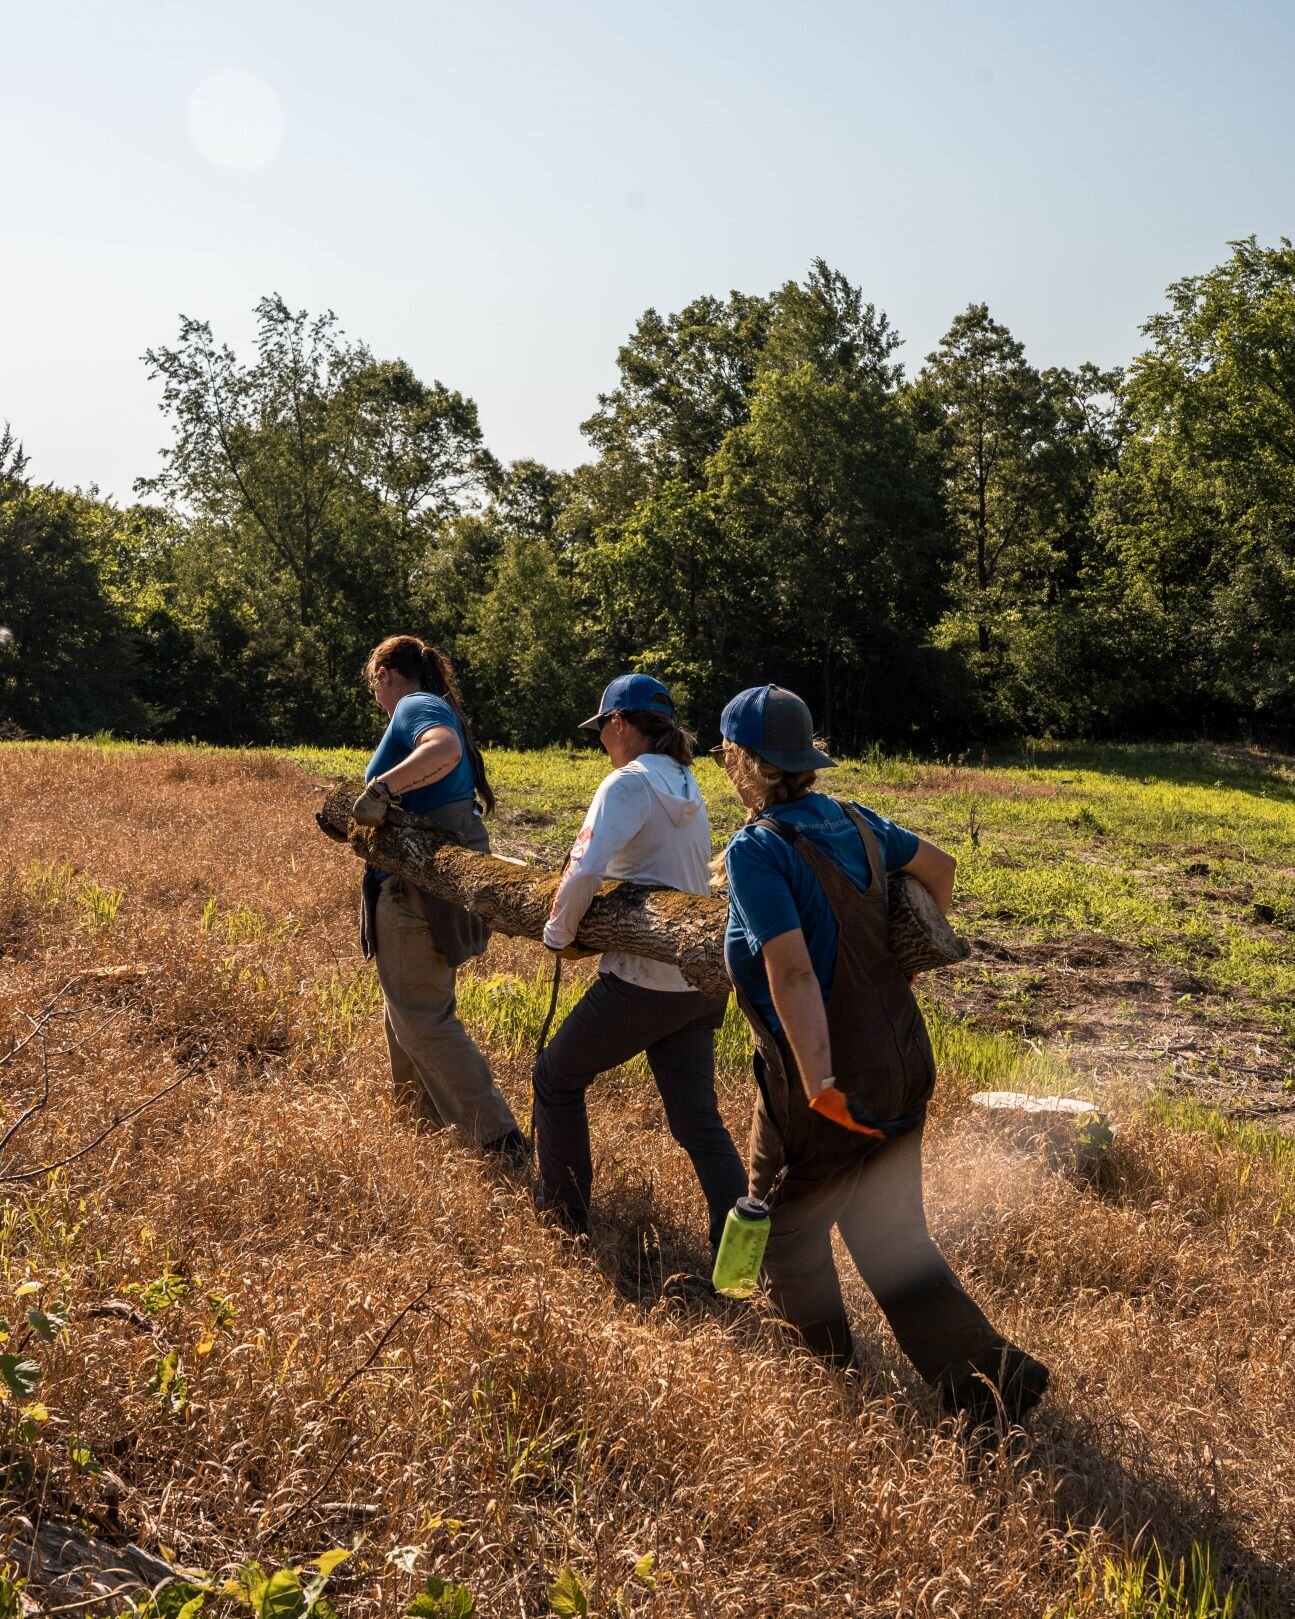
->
xmin=762 ymin=928 xmax=832 ymax=1101
xmin=374 ymin=726 xmax=463 ymax=797
xmin=900 ymin=837 xmax=956 ymax=916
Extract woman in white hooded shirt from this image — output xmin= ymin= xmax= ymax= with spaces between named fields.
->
xmin=535 ymin=674 xmax=746 ymax=1249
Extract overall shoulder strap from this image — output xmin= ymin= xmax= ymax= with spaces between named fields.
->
xmin=757 ymin=804 xmax=873 ymax=912
xmin=833 ymin=799 xmax=886 ymax=900
xmin=752 ymin=814 xmax=800 ymax=843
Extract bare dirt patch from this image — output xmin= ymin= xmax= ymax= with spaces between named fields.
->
xmin=934 ymin=932 xmax=1295 ymax=1126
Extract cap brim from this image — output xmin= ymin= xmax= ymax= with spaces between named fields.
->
xmin=756 ymin=746 xmax=837 ymax=772
xmin=577 ymin=712 xmax=605 ymax=730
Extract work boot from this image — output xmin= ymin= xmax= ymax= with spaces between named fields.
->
xmin=536 ymin=1191 xmax=590 ymax=1244
xmin=942 ymin=1346 xmax=1049 ymax=1429
xmin=482 ymin=1127 xmax=530 ymax=1170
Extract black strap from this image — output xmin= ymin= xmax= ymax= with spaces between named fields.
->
xmin=754 ymin=813 xmax=800 ymax=844
xmin=844 ymin=1100 xmax=923 ymax=1140
xmin=528 ymin=847 xmax=575 ymax=1150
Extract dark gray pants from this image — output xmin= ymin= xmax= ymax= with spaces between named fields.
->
xmin=533 ymin=972 xmax=747 ymax=1249
xmin=758 ymin=1119 xmax=1006 ymax=1390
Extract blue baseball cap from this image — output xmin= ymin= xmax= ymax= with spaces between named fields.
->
xmin=713 ymin=685 xmax=836 ymax=771
xmin=579 ymin=672 xmax=676 ymax=729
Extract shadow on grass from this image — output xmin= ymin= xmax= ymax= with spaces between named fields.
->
xmin=584 ymin=1195 xmax=1292 ymax=1616
xmin=996 ymin=739 xmax=1295 ymax=799
xmin=1030 ymin=1415 xmax=1291 ymax=1616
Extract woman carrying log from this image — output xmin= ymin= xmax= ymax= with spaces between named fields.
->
xmin=715 ymin=684 xmax=1048 ymax=1426
xmin=534 ymin=674 xmax=746 ymax=1249
xmin=351 ymin=635 xmax=527 ymax=1162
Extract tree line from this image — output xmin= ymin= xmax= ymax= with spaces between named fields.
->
xmin=3 ymin=237 xmax=1293 ymax=752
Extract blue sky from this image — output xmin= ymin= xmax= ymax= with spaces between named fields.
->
xmin=3 ymin=0 xmax=1291 ymax=502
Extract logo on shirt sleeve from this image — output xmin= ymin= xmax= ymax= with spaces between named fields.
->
xmin=548 ymin=825 xmax=594 ymax=921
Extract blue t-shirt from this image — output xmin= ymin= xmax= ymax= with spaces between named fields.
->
xmin=365 ymin=692 xmax=476 ymax=813
xmin=724 ymin=794 xmax=920 ymax=1034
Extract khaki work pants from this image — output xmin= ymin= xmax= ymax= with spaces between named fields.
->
xmin=375 ymin=878 xmax=518 ymax=1145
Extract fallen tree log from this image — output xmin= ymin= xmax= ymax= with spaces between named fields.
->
xmin=317 ymin=780 xmax=732 ymax=996
xmin=316 ymin=781 xmax=970 ymax=999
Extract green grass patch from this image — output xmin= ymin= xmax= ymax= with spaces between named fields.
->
xmin=922 ymin=999 xmax=1076 ymax=1099
xmin=309 ymin=967 xmax=385 ymax=1055
xmin=1147 ymin=1095 xmax=1295 ymax=1186
xmin=1053 ymin=1539 xmax=1273 ymax=1618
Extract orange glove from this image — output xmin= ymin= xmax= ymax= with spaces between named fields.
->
xmin=808 ymin=1081 xmax=886 ymax=1139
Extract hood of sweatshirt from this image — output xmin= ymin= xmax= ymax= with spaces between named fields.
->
xmin=622 ymin=754 xmax=703 ymax=827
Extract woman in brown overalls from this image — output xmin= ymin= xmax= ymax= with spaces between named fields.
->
xmin=715 ymin=684 xmax=1048 ymax=1425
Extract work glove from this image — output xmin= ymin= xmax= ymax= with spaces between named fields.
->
xmin=808 ymin=1080 xmax=886 ymax=1139
xmin=546 ymin=942 xmax=598 ymax=961
xmin=351 ymin=779 xmax=395 ymax=827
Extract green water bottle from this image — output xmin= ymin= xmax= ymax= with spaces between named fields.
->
xmin=711 ymin=1196 xmax=771 ymax=1298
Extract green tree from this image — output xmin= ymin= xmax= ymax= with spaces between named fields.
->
xmin=916 ymin=308 xmax=1124 ymax=733
xmin=581 ymin=289 xmax=773 ymax=499
xmin=0 ymin=423 xmax=29 ymax=487
xmin=414 ymin=459 xmax=568 ymax=659
xmin=574 ymin=263 xmax=954 ymax=744
xmin=918 ymin=305 xmax=1064 ymax=663
xmin=140 ymin=295 xmax=495 ymax=740
xmin=465 ymin=533 xmax=590 ymax=746
xmin=1095 ymin=237 xmax=1295 ymax=732
xmin=411 ymin=459 xmax=594 ymax=743
xmin=707 ymin=265 xmax=950 ymax=745
xmin=983 ymin=360 xmax=1124 ymax=734
xmin=580 ymin=480 xmax=755 ymax=728
xmin=0 ymin=451 xmax=143 ymax=737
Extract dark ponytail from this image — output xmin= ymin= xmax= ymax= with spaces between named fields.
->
xmin=418 ymin=644 xmax=495 ymax=816
xmin=618 ymin=709 xmax=696 ymax=767
xmin=364 ymin=634 xmax=496 ymax=816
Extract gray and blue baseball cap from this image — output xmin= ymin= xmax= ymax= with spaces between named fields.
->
xmin=713 ymin=685 xmax=836 ymax=771
xmin=579 ymin=672 xmax=676 ymax=729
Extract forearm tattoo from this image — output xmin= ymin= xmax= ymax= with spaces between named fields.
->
xmin=384 ymin=752 xmax=456 ymax=794
xmin=403 ymin=759 xmax=454 ymax=789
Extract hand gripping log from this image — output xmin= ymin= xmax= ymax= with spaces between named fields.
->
xmin=315 ymin=781 xmax=970 ymax=998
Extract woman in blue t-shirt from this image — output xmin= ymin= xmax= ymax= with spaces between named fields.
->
xmin=716 ymin=684 xmax=1047 ymax=1429
xmin=350 ymin=635 xmax=525 ymax=1160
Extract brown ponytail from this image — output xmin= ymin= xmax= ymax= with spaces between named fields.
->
xmin=364 ymin=634 xmax=496 ymax=816
xmin=618 ymin=709 xmax=696 ymax=768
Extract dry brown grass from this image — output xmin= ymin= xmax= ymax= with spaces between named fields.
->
xmin=1 ymin=744 xmax=1293 ymax=1616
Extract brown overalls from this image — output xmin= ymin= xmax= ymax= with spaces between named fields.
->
xmin=732 ymin=802 xmax=1007 ymax=1388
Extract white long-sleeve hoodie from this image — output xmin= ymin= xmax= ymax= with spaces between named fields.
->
xmin=543 ymin=753 xmax=711 ymax=992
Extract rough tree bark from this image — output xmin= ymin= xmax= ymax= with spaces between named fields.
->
xmin=317 ymin=781 xmax=732 ymax=996
xmin=316 ymin=781 xmax=969 ymax=999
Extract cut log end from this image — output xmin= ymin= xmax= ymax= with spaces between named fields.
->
xmin=888 ymin=873 xmax=973 ymax=977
